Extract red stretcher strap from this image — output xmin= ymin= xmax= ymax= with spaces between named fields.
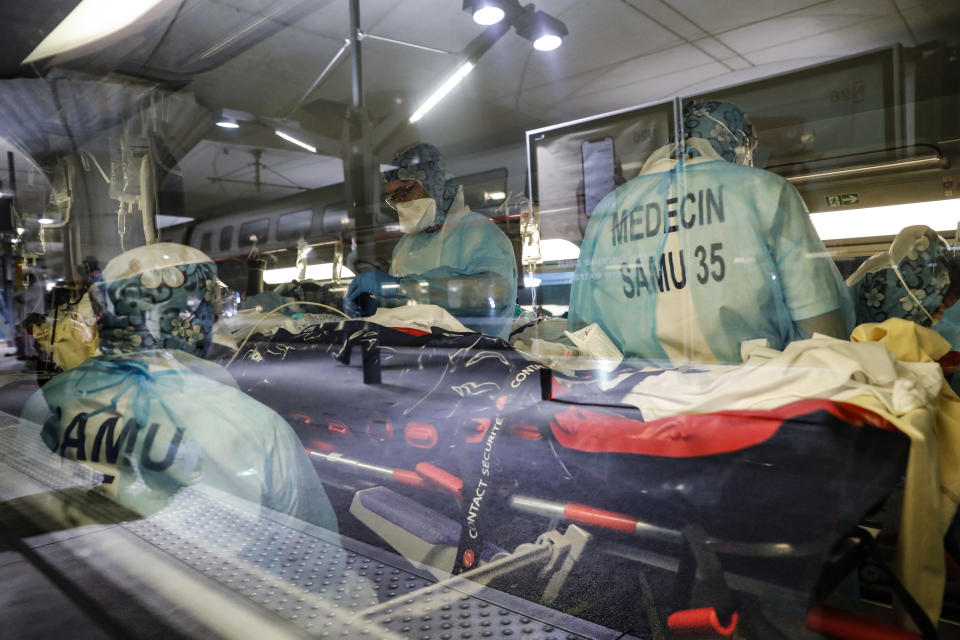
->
xmin=551 ymin=398 xmax=896 ymax=458
xmin=667 ymin=608 xmax=738 ymax=637
xmin=392 ymin=469 xmax=426 ymax=488
xmin=415 ymin=462 xmax=463 ymax=498
xmin=807 ymin=604 xmax=923 ymax=640
xmin=563 ymin=503 xmax=637 ymax=533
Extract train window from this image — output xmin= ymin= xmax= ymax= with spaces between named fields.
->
xmin=199 ymin=231 xmax=212 ymax=253
xmin=276 ymin=209 xmax=313 ymax=242
xmin=459 ymin=168 xmax=508 ymax=213
xmin=219 ymin=226 xmax=233 ymax=252
xmin=238 ymin=218 xmax=270 ymax=247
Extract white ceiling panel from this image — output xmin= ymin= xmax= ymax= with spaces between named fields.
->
xmin=367 ymin=1 xmax=480 ymax=55
xmin=715 ymin=0 xmax=893 ymax=55
xmin=620 ymin=0 xmax=709 ymax=41
xmin=741 ymin=14 xmax=912 ymax=65
xmin=721 ymin=55 xmax=756 ymax=71
xmin=569 ymin=44 xmax=718 ymax=101
xmin=517 ymin=60 xmax=730 ymax=124
xmin=513 ymin=1 xmax=683 ymax=84
xmin=664 ymin=0 xmax=829 ymax=35
xmin=294 ymin=0 xmax=399 ymax=41
xmin=676 ymin=56 xmax=840 ymax=96
xmin=692 ymin=36 xmax=743 ymax=63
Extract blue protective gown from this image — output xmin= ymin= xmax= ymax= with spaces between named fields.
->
xmin=20 ymin=350 xmax=338 ymax=530
xmin=568 ymin=142 xmax=854 ymax=364
xmin=390 ymin=205 xmax=518 ymax=340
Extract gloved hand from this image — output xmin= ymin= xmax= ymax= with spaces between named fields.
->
xmin=344 ymin=269 xmax=402 ymax=317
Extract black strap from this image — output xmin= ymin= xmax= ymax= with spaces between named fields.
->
xmin=862 ymin=538 xmax=940 ymax=640
xmin=818 ymin=527 xmax=939 ymax=640
xmin=671 ymin=524 xmax=736 ymax=624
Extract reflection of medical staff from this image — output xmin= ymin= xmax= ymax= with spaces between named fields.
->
xmin=849 ymin=225 xmax=960 ymax=328
xmin=344 ymin=143 xmax=517 ymax=340
xmin=569 ymin=101 xmax=853 ymax=363
xmin=21 ymin=243 xmax=337 ymax=530
xmin=17 ymin=272 xmax=46 ymax=359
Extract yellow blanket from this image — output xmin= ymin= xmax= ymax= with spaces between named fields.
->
xmin=849 ymin=318 xmax=960 ymax=626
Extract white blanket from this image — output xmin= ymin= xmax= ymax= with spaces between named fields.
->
xmin=613 ymin=335 xmax=943 ymax=420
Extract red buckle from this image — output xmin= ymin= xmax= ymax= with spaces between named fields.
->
xmin=807 ymin=604 xmax=923 ymax=640
xmin=415 ymin=462 xmax=463 ymax=498
xmin=667 ymin=607 xmax=738 ymax=637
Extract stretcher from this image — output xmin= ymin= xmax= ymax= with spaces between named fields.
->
xmin=228 ymin=320 xmax=932 ymax=638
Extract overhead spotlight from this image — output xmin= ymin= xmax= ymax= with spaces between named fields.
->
xmin=516 ymin=10 xmax=568 ymax=51
xmin=463 ymin=0 xmax=506 ymax=26
xmin=214 ymin=107 xmax=253 ymax=130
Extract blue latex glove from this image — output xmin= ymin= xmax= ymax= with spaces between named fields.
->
xmin=344 ymin=269 xmax=402 ymax=317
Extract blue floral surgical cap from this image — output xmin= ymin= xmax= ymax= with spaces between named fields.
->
xmin=91 ymin=243 xmax=219 ymax=357
xmin=382 ymin=142 xmax=460 ymax=225
xmin=671 ymin=101 xmax=758 ymax=164
xmin=854 ymin=226 xmax=953 ymax=328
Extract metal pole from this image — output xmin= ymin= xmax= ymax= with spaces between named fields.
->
xmin=6 ymin=152 xmax=16 ymax=211
xmin=342 ymin=0 xmax=379 ymax=293
xmin=349 ymin=0 xmax=363 ymax=110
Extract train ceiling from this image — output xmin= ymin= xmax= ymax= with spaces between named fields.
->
xmin=1 ymin=0 xmax=959 ymax=219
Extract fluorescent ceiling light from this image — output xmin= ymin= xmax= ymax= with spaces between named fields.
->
xmin=216 ymin=119 xmax=239 ymax=129
xmin=38 ymin=218 xmax=55 ymax=225
xmin=473 ymin=5 xmax=505 ymax=25
xmin=533 ymin=34 xmax=562 ymax=51
xmin=23 ymin=0 xmax=165 ymax=64
xmin=409 ymin=61 xmax=475 ymax=124
xmin=810 ymin=198 xmax=960 ymax=241
xmin=275 ymin=130 xmax=317 ymax=153
xmin=262 ymin=263 xmax=355 ymax=284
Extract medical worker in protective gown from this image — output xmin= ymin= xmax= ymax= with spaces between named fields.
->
xmin=20 ymin=243 xmax=338 ymax=530
xmin=344 ymin=143 xmax=517 ymax=340
xmin=849 ymin=225 xmax=960 ymax=329
xmin=568 ymin=101 xmax=854 ymax=363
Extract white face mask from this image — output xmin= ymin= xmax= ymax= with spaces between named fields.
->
xmin=396 ymin=197 xmax=437 ymax=234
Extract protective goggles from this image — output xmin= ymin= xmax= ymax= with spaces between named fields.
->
xmin=384 ymin=180 xmax=421 ymax=210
